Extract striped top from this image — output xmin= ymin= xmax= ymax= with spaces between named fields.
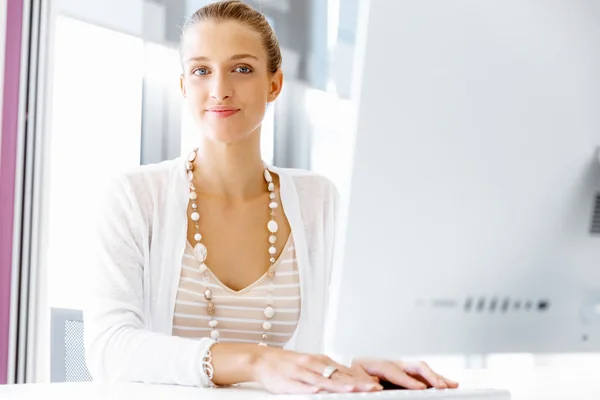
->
xmin=172 ymin=235 xmax=301 ymax=347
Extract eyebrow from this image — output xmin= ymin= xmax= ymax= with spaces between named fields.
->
xmin=185 ymin=54 xmax=260 ymax=63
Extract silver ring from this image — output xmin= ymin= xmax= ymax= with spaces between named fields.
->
xmin=322 ymin=365 xmax=337 ymax=379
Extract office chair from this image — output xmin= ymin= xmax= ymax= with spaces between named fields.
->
xmin=50 ymin=307 xmax=92 ymax=382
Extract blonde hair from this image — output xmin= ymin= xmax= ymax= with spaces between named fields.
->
xmin=180 ymin=0 xmax=282 ymax=74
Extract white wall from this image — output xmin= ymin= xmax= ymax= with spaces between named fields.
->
xmin=55 ymin=0 xmax=168 ymax=42
xmin=55 ymin=0 xmax=143 ymax=36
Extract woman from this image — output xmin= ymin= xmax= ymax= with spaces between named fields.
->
xmin=84 ymin=0 xmax=459 ymax=394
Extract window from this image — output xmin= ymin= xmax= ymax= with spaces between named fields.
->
xmin=45 ymin=16 xmax=144 ymax=309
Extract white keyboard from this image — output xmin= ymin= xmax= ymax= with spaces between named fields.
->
xmin=274 ymin=388 xmax=511 ymax=400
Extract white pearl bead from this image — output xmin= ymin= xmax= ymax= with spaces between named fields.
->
xmin=187 ymin=171 xmax=194 ymax=181
xmin=209 ymin=319 xmax=218 ymax=328
xmin=257 ymin=342 xmax=268 ymax=347
xmin=199 ymin=263 xmax=208 ymax=273
xmin=267 ymin=220 xmax=278 ymax=233
xmin=268 ymin=182 xmax=274 ymax=191
xmin=269 ymin=193 xmax=276 ymax=200
xmin=210 ymin=329 xmax=220 ymax=339
xmin=190 ymin=192 xmax=197 ymax=200
xmin=191 ymin=212 xmax=200 ymax=221
xmin=264 ymin=306 xmax=275 ymax=319
xmin=187 ymin=150 xmax=197 ymax=162
xmin=269 ymin=235 xmax=277 ymax=244
xmin=264 ymin=170 xmax=273 ymax=183
xmin=194 ymin=233 xmax=202 ymax=242
xmin=269 ymin=202 xmax=278 ymax=209
xmin=194 ymin=244 xmax=208 ymax=263
xmin=270 ymin=257 xmax=275 ymax=263
xmin=269 ymin=246 xmax=276 ymax=255
xmin=263 ymin=321 xmax=272 ymax=330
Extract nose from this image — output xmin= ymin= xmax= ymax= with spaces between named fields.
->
xmin=209 ymin=72 xmax=232 ymax=102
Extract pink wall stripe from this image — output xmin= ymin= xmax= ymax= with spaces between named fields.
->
xmin=0 ymin=0 xmax=24 ymax=385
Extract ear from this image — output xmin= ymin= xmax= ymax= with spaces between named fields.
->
xmin=180 ymin=74 xmax=187 ymax=99
xmin=266 ymin=69 xmax=283 ymax=103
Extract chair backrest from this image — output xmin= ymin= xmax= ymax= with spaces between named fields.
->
xmin=50 ymin=307 xmax=92 ymax=382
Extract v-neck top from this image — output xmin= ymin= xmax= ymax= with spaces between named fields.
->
xmin=172 ymin=234 xmax=301 ymax=347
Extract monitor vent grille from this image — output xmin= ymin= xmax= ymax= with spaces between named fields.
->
xmin=592 ymin=193 xmax=600 ymax=234
xmin=463 ymin=297 xmax=550 ymax=313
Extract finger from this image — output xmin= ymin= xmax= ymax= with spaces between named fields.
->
xmin=440 ymin=375 xmax=459 ymax=389
xmin=384 ymin=369 xmax=427 ymax=390
xmin=400 ymin=362 xmax=447 ymax=389
xmin=410 ymin=373 xmax=458 ymax=389
xmin=364 ymin=362 xmax=426 ymax=390
xmin=330 ymin=363 xmax=383 ymax=391
xmin=296 ymin=367 xmax=355 ymax=393
xmin=348 ymin=364 xmax=381 ymax=383
xmin=330 ymin=372 xmax=382 ymax=392
xmin=335 ymin=364 xmax=382 ymax=388
xmin=306 ymin=362 xmax=381 ymax=392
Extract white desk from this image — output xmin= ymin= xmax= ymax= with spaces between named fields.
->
xmin=450 ymin=367 xmax=600 ymax=399
xmin=0 ymin=368 xmax=598 ymax=400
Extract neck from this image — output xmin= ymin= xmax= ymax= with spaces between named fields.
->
xmin=192 ymin=132 xmax=266 ymax=199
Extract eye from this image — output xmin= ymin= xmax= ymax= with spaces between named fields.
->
xmin=192 ymin=68 xmax=209 ymax=76
xmin=235 ymin=66 xmax=253 ymax=74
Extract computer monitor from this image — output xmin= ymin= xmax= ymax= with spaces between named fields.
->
xmin=326 ymin=0 xmax=600 ymax=360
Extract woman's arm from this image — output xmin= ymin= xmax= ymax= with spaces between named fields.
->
xmin=84 ymin=175 xmax=223 ymax=386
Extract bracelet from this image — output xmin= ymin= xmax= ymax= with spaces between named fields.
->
xmin=201 ymin=339 xmax=219 ymax=388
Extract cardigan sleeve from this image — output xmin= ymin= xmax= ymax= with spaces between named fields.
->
xmin=83 ymin=174 xmax=213 ymax=386
xmin=325 ymin=180 xmax=341 ymax=295
xmin=322 ymin=179 xmax=351 ymax=364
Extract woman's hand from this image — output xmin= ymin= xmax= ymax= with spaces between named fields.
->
xmin=252 ymin=347 xmax=383 ymax=394
xmin=351 ymin=358 xmax=459 ymax=390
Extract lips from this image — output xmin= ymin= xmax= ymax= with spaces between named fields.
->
xmin=206 ymin=107 xmax=240 ymax=118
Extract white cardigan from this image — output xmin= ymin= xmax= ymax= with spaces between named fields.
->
xmin=83 ymin=156 xmax=339 ymax=387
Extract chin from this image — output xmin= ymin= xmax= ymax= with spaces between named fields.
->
xmin=200 ymin=119 xmax=261 ymax=145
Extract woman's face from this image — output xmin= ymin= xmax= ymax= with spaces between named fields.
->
xmin=180 ymin=20 xmax=282 ymax=145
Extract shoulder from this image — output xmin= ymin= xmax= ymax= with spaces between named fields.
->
xmin=272 ymin=166 xmax=339 ymax=211
xmin=100 ymin=157 xmax=184 ymax=212
xmin=273 ymin=167 xmax=337 ymax=195
xmin=117 ymin=157 xmax=183 ymax=189
xmin=274 ymin=168 xmax=339 ymax=216
xmin=110 ymin=157 xmax=183 ymax=192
